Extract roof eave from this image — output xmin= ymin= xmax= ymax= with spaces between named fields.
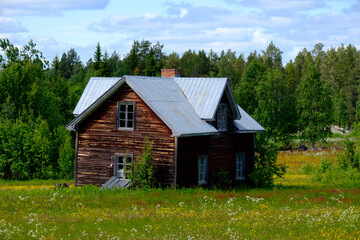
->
xmin=174 ymin=131 xmax=219 ymax=138
xmin=234 ymin=130 xmax=264 ymax=133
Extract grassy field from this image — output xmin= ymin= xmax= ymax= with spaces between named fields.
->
xmin=1 ymin=150 xmax=360 ymax=239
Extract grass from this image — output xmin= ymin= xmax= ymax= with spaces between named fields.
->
xmin=1 ymin=150 xmax=360 ymax=239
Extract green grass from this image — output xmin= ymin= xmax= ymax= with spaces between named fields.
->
xmin=1 ymin=150 xmax=360 ymax=239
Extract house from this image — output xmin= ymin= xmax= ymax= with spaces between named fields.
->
xmin=66 ymin=69 xmax=264 ymax=188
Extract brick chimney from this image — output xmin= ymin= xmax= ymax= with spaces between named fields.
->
xmin=161 ymin=69 xmax=180 ymax=78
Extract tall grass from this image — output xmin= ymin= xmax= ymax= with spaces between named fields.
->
xmin=1 ymin=150 xmax=360 ymax=239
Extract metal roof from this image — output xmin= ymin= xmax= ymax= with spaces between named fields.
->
xmin=174 ymin=78 xmax=227 ymax=120
xmin=125 ymin=76 xmax=218 ymax=137
xmin=67 ymin=76 xmax=218 ymax=137
xmin=73 ymin=77 xmax=121 ymax=115
xmin=67 ymin=76 xmax=263 ymax=136
xmin=234 ymin=105 xmax=265 ymax=132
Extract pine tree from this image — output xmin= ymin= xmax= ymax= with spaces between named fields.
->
xmin=93 ymin=42 xmax=102 ymax=70
xmin=145 ymin=48 xmax=156 ymax=76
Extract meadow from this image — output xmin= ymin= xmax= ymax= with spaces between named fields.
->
xmin=1 ymin=150 xmax=360 ymax=239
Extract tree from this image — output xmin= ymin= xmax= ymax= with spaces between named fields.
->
xmin=100 ymin=51 xmax=111 ymax=77
xmin=180 ymin=49 xmax=197 ymax=77
xmin=233 ymin=59 xmax=266 ymax=115
xmin=145 ymin=48 xmax=156 ymax=76
xmin=124 ymin=42 xmax=139 ymax=75
xmin=255 ymin=68 xmax=297 ymax=141
xmin=130 ymin=138 xmax=156 ymax=189
xmin=164 ymin=52 xmax=180 ymax=69
xmin=262 ymin=41 xmax=283 ymax=69
xmin=297 ymin=64 xmax=333 ymax=149
xmin=59 ymin=48 xmax=82 ymax=79
xmin=218 ymin=49 xmax=237 ymax=86
xmin=93 ymin=42 xmax=102 ymax=70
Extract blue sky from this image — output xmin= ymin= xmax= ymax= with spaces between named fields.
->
xmin=1 ymin=0 xmax=359 ymax=64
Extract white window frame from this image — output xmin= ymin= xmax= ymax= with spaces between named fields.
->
xmin=217 ymin=103 xmax=228 ymax=132
xmin=114 ymin=154 xmax=133 ymax=180
xmin=235 ymin=152 xmax=245 ymax=181
xmin=198 ymin=155 xmax=208 ymax=185
xmin=117 ymin=102 xmax=135 ymax=131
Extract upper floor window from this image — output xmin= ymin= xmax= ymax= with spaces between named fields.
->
xmin=117 ymin=102 xmax=135 ymax=131
xmin=217 ymin=103 xmax=227 ymax=132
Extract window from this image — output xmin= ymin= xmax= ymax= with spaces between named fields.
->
xmin=217 ymin=103 xmax=227 ymax=132
xmin=198 ymin=155 xmax=208 ymax=185
xmin=115 ymin=154 xmax=133 ymax=180
xmin=117 ymin=102 xmax=135 ymax=130
xmin=235 ymin=152 xmax=245 ymax=181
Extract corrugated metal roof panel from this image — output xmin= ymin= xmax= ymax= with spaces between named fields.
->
xmin=126 ymin=76 xmax=218 ymax=137
xmin=234 ymin=105 xmax=265 ymax=132
xmin=73 ymin=77 xmax=121 ymax=115
xmin=175 ymin=78 xmax=227 ymax=120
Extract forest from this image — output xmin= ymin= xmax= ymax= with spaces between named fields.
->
xmin=0 ymin=38 xmax=359 ymax=180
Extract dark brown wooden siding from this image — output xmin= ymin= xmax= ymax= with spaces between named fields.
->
xmin=176 ymin=133 xmax=255 ymax=187
xmin=76 ymin=84 xmax=175 ymax=186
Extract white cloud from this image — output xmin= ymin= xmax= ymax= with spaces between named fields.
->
xmin=180 ymin=9 xmax=188 ymax=18
xmin=0 ymin=17 xmax=27 ymax=33
xmin=270 ymin=16 xmax=293 ymax=26
xmin=0 ymin=0 xmax=110 ymax=16
xmin=235 ymin=0 xmax=324 ymax=11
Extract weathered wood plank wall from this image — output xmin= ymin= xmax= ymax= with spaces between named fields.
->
xmin=176 ymin=133 xmax=255 ymax=187
xmin=76 ymin=84 xmax=175 ymax=186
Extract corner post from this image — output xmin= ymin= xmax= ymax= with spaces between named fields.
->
xmin=174 ymin=137 xmax=178 ymax=189
xmin=74 ymin=127 xmax=79 ymax=187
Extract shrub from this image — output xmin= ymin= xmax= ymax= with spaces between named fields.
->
xmin=130 ymin=138 xmax=157 ymax=189
xmin=212 ymin=169 xmax=232 ymax=189
xmin=301 ymin=162 xmax=316 ymax=174
xmin=249 ymin=134 xmax=286 ymax=187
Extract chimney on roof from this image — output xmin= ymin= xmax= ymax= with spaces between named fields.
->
xmin=161 ymin=69 xmax=180 ymax=78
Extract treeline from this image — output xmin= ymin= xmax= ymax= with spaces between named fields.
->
xmin=0 ymin=38 xmax=359 ymax=179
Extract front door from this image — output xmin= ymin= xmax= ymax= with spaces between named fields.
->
xmin=115 ymin=154 xmax=133 ymax=180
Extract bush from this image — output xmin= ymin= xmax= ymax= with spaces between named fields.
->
xmin=130 ymin=138 xmax=157 ymax=189
xmin=249 ymin=134 xmax=286 ymax=187
xmin=212 ymin=169 xmax=232 ymax=189
xmin=301 ymin=162 xmax=316 ymax=174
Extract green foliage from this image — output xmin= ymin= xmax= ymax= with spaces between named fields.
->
xmin=304 ymin=127 xmax=360 ymax=188
xmin=211 ymin=169 xmax=232 ymax=189
xmin=296 ymin=64 xmax=333 ymax=147
xmin=130 ymin=138 xmax=157 ymax=189
xmin=55 ymin=126 xmax=75 ymax=179
xmin=249 ymin=135 xmax=286 ymax=187
xmin=310 ymin=159 xmax=360 ymax=188
xmin=145 ymin=48 xmax=156 ymax=76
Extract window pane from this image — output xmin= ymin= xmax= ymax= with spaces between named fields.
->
xmin=120 ymin=112 xmax=126 ymax=120
xmin=119 ymin=120 xmax=126 ymax=127
xmin=120 ymin=104 xmax=126 ymax=111
xmin=128 ymin=112 xmax=133 ymax=120
xmin=128 ymin=105 xmax=133 ymax=112
xmin=127 ymin=121 xmax=133 ymax=128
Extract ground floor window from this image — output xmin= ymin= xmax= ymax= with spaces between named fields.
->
xmin=198 ymin=155 xmax=208 ymax=185
xmin=115 ymin=154 xmax=133 ymax=180
xmin=235 ymin=152 xmax=245 ymax=181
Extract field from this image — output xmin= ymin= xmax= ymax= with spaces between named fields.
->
xmin=1 ymin=150 xmax=360 ymax=239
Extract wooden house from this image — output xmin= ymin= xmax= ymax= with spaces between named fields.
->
xmin=66 ymin=69 xmax=264 ymax=188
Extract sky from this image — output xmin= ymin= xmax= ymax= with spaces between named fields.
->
xmin=1 ymin=0 xmax=360 ymax=65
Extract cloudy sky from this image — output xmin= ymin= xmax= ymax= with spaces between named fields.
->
xmin=1 ymin=0 xmax=359 ymax=64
